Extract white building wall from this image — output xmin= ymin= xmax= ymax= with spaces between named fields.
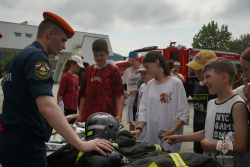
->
xmin=0 ymin=21 xmax=114 ymax=83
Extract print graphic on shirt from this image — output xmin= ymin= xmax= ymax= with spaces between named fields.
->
xmin=5 ymin=73 xmax=12 ymax=81
xmin=193 ymin=94 xmax=208 ymax=101
xmin=128 ymin=78 xmax=140 ymax=87
xmin=194 ymin=103 xmax=205 ymax=113
xmin=216 ymin=132 xmax=234 ymax=154
xmin=193 ymin=94 xmax=209 ymax=124
xmin=35 ymin=61 xmax=50 ymax=79
xmin=213 ymin=113 xmax=234 ymax=140
xmin=160 ymin=92 xmax=173 ymax=104
xmin=91 ymin=76 xmax=101 ymax=82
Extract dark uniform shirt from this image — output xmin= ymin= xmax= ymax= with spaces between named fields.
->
xmin=1 ymin=41 xmax=53 ymax=142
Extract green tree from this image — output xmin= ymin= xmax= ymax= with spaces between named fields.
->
xmin=4 ymin=55 xmax=15 ymax=70
xmin=0 ymin=60 xmax=5 ymax=78
xmin=227 ymin=34 xmax=250 ymax=53
xmin=192 ymin=21 xmax=232 ymax=50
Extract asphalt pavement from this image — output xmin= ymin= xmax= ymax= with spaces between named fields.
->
xmin=0 ymin=83 xmax=195 ymax=153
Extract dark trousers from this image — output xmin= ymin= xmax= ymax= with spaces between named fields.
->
xmin=133 ymin=106 xmax=137 ymax=121
xmin=193 ymin=123 xmax=204 ymax=154
xmin=64 ymin=108 xmax=77 ymax=124
xmin=0 ymin=131 xmax=46 ymax=167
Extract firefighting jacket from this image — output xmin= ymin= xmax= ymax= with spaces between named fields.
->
xmin=123 ymin=151 xmax=222 ymax=167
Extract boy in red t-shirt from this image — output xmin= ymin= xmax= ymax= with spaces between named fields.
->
xmin=77 ymin=39 xmax=124 ymax=122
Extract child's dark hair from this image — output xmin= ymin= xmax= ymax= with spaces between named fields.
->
xmin=203 ymin=57 xmax=236 ymax=85
xmin=62 ymin=60 xmax=77 ymax=75
xmin=142 ymin=51 xmax=170 ymax=76
xmin=92 ymin=39 xmax=109 ymax=53
xmin=168 ymin=60 xmax=174 ymax=70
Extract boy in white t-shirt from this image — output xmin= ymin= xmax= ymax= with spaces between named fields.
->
xmin=134 ymin=64 xmax=153 ymax=142
xmin=164 ymin=57 xmax=249 ymax=166
xmin=122 ymin=51 xmax=141 ymax=131
xmin=171 ymin=61 xmax=185 ymax=83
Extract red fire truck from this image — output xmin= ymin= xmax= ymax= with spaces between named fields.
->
xmin=115 ymin=42 xmax=242 ymax=97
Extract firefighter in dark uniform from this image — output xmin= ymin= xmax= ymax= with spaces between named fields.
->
xmin=0 ymin=12 xmax=113 ymax=167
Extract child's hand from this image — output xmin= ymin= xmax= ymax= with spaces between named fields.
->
xmin=115 ymin=115 xmax=122 ymax=122
xmin=200 ymin=138 xmax=211 ymax=152
xmin=124 ymin=91 xmax=128 ymax=98
xmin=65 ymin=114 xmax=79 ymax=121
xmin=129 ymin=89 xmax=138 ymax=96
xmin=157 ymin=129 xmax=173 ymax=140
xmin=163 ymin=135 xmax=182 ymax=145
xmin=131 ymin=129 xmax=141 ymax=138
xmin=75 ymin=115 xmax=83 ymax=122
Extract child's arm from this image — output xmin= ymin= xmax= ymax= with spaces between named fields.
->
xmin=129 ymin=89 xmax=139 ymax=96
xmin=162 ymin=130 xmax=205 ymax=145
xmin=115 ymin=95 xmax=124 ymax=122
xmin=131 ymin=121 xmax=146 ymax=138
xmin=76 ymin=70 xmax=87 ymax=122
xmin=57 ymin=93 xmax=63 ymax=104
xmin=157 ymin=119 xmax=184 ymax=140
xmin=176 ymin=73 xmax=185 ymax=83
xmin=230 ymin=102 xmax=248 ymax=153
xmin=57 ymin=76 xmax=67 ymax=104
xmin=76 ymin=96 xmax=85 ymax=122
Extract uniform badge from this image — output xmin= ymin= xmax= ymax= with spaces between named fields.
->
xmin=35 ymin=61 xmax=51 ymax=79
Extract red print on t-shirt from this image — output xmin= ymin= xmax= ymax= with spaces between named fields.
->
xmin=160 ymin=92 xmax=173 ymax=104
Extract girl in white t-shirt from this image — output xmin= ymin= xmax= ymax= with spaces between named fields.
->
xmin=131 ymin=51 xmax=189 ymax=152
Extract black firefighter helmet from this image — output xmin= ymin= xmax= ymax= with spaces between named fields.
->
xmin=85 ymin=112 xmax=124 ymax=142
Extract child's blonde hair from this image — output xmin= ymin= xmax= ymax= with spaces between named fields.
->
xmin=75 ymin=51 xmax=84 ymax=60
xmin=202 ymin=57 xmax=236 ymax=85
xmin=62 ymin=60 xmax=77 ymax=75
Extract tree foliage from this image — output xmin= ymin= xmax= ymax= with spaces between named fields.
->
xmin=192 ymin=21 xmax=232 ymax=50
xmin=226 ymin=34 xmax=250 ymax=53
xmin=4 ymin=55 xmax=15 ymax=70
xmin=0 ymin=60 xmax=5 ymax=78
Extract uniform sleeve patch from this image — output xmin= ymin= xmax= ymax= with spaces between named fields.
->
xmin=35 ymin=61 xmax=51 ymax=79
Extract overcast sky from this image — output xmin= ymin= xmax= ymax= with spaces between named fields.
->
xmin=1 ymin=0 xmax=250 ymax=56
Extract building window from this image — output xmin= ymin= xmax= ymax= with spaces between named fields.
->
xmin=14 ymin=32 xmax=22 ymax=37
xmin=25 ymin=33 xmax=33 ymax=38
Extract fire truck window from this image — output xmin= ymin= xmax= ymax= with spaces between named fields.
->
xmin=170 ymin=52 xmax=179 ymax=61
xmin=120 ymin=65 xmax=131 ymax=68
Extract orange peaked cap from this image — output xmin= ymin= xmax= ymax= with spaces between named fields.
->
xmin=43 ymin=11 xmax=75 ymax=39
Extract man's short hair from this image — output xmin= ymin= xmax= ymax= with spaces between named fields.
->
xmin=37 ymin=20 xmax=63 ymax=39
xmin=92 ymin=39 xmax=109 ymax=53
xmin=202 ymin=57 xmax=236 ymax=85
